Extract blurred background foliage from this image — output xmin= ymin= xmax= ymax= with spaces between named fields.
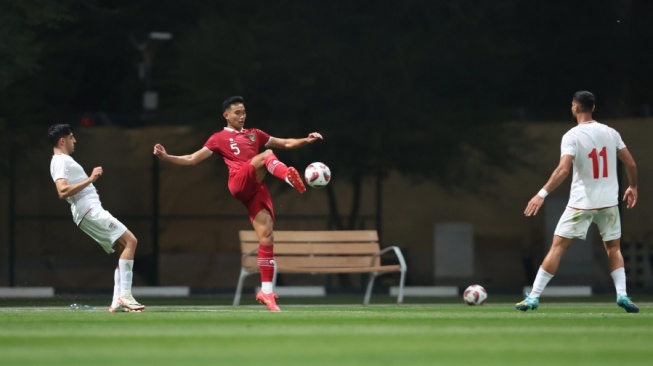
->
xmin=1 ymin=0 xmax=652 ymax=219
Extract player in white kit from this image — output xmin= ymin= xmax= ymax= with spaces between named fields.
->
xmin=516 ymin=91 xmax=639 ymax=313
xmin=48 ymin=124 xmax=145 ymax=312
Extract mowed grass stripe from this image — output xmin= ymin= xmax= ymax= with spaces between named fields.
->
xmin=0 ymin=305 xmax=652 ymax=366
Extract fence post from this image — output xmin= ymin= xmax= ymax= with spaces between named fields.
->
xmin=8 ymin=143 xmax=16 ymax=287
xmin=151 ymin=154 xmax=160 ymax=285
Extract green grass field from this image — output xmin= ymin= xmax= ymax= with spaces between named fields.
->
xmin=1 ymin=298 xmax=652 ymax=366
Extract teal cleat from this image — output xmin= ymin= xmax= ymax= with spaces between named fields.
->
xmin=515 ymin=293 xmax=539 ymax=311
xmin=617 ymin=294 xmax=640 ymax=313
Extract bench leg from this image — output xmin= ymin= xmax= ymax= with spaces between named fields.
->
xmin=272 ymin=260 xmax=278 ymax=288
xmin=364 ymin=272 xmax=379 ymax=306
xmin=233 ymin=267 xmax=251 ymax=306
xmin=397 ymin=269 xmax=406 ymax=305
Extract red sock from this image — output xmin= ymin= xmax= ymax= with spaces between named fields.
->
xmin=257 ymin=244 xmax=275 ymax=282
xmin=264 ymin=153 xmax=288 ymax=181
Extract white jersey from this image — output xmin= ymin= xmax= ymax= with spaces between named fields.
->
xmin=50 ymin=154 xmax=101 ymax=224
xmin=560 ymin=121 xmax=626 ymax=209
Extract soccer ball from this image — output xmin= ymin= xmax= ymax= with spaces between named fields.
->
xmin=463 ymin=284 xmax=487 ymax=305
xmin=304 ymin=162 xmax=331 ymax=188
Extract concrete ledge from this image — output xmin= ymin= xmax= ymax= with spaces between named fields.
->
xmin=390 ymin=286 xmax=458 ymax=297
xmin=132 ymin=286 xmax=190 ymax=297
xmin=523 ymin=286 xmax=592 ymax=297
xmin=0 ymin=287 xmax=54 ymax=298
xmin=255 ymin=286 xmax=326 ymax=297
xmin=0 ymin=287 xmax=190 ymax=298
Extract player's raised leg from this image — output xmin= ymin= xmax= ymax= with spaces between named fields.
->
xmin=253 ymin=149 xmax=306 ymax=194
xmin=252 ymin=209 xmax=281 ymax=311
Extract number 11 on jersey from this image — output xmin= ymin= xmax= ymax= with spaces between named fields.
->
xmin=588 ymin=146 xmax=608 ymax=179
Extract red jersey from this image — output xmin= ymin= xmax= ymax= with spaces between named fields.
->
xmin=204 ymin=128 xmax=271 ymax=176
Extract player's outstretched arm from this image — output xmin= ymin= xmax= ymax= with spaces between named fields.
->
xmin=269 ymin=132 xmax=323 ymax=150
xmin=153 ymin=144 xmax=212 ymax=166
xmin=524 ymin=155 xmax=573 ymax=217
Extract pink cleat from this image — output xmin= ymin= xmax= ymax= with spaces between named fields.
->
xmin=286 ymin=167 xmax=306 ymax=194
xmin=256 ymin=290 xmax=281 ymax=312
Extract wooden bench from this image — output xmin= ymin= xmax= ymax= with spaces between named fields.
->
xmin=233 ymin=230 xmax=407 ymax=306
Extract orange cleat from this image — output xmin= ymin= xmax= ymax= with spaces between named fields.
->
xmin=256 ymin=290 xmax=281 ymax=312
xmin=286 ymin=167 xmax=306 ymax=194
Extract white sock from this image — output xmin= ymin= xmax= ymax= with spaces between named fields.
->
xmin=111 ymin=268 xmax=121 ymax=307
xmin=530 ymin=266 xmax=554 ymax=298
xmin=118 ymin=259 xmax=134 ymax=297
xmin=610 ymin=267 xmax=627 ymax=296
xmin=261 ymin=282 xmax=273 ymax=294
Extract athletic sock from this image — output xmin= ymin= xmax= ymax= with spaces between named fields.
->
xmin=261 ymin=282 xmax=273 ymax=294
xmin=257 ymin=244 xmax=275 ymax=292
xmin=264 ymin=153 xmax=289 ymax=181
xmin=111 ymin=268 xmax=121 ymax=307
xmin=610 ymin=267 xmax=627 ymax=296
xmin=118 ymin=259 xmax=134 ymax=297
xmin=530 ymin=266 xmax=554 ymax=298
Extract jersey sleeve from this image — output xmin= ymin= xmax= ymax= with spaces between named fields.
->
xmin=255 ymin=128 xmax=271 ymax=148
xmin=610 ymin=128 xmax=626 ymax=150
xmin=560 ymin=131 xmax=576 ymax=157
xmin=203 ymin=133 xmax=220 ymax=152
xmin=50 ymin=157 xmax=70 ymax=182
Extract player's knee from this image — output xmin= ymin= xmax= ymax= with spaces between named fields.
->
xmin=251 ymin=150 xmax=273 ymax=169
xmin=260 ymin=149 xmax=274 ymax=161
xmin=604 ymin=239 xmax=620 ymax=251
xmin=113 ymin=241 xmax=126 ymax=253
xmin=260 ymin=234 xmax=273 ymax=245
xmin=124 ymin=233 xmax=138 ymax=250
xmin=259 ymin=230 xmax=274 ymax=245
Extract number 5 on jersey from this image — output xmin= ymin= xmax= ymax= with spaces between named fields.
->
xmin=230 ymin=140 xmax=240 ymax=155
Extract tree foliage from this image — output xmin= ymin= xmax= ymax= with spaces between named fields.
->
xmin=0 ymin=0 xmax=77 ymax=171
xmin=2 ymin=0 xmax=652 ymax=229
xmin=169 ymin=1 xmax=535 ymax=228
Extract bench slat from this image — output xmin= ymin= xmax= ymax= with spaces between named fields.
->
xmin=242 ymin=264 xmax=402 ymax=274
xmin=279 ymin=265 xmax=402 ymax=274
xmin=241 ymin=242 xmax=382 ymax=255
xmin=239 ymin=230 xmax=379 ymax=243
xmin=243 ymin=256 xmax=382 ymax=268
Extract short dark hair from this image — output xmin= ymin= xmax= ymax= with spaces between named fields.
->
xmin=48 ymin=124 xmax=72 ymax=147
xmin=572 ymin=91 xmax=595 ymax=112
xmin=222 ymin=96 xmax=245 ymax=113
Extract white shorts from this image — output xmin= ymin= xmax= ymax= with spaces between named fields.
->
xmin=78 ymin=207 xmax=128 ymax=254
xmin=554 ymin=206 xmax=621 ymax=241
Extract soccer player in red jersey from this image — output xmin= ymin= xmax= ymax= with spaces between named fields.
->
xmin=153 ymin=96 xmax=323 ymax=311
